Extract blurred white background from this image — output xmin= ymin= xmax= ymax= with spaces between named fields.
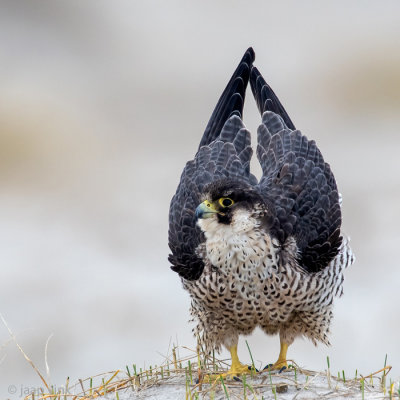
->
xmin=1 ymin=1 xmax=399 ymax=397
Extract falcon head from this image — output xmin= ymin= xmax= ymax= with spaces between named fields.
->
xmin=195 ymin=179 xmax=274 ymax=234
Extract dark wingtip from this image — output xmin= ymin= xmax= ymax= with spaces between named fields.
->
xmin=244 ymin=47 xmax=256 ymax=64
xmin=198 ymin=47 xmax=256 ymax=149
xmin=250 ymin=65 xmax=296 ymax=130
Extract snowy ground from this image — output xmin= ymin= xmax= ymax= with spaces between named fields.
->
xmin=44 ymin=348 xmax=397 ymax=400
xmin=86 ymin=368 xmax=394 ymax=400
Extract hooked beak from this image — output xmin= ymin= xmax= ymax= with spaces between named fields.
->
xmin=195 ymin=200 xmax=219 ymax=220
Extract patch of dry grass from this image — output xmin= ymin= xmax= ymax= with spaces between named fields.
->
xmin=2 ymin=314 xmax=398 ymax=400
xmin=13 ymin=343 xmax=400 ymax=400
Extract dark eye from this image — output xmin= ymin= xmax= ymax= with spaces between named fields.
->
xmin=219 ymin=197 xmax=234 ymax=208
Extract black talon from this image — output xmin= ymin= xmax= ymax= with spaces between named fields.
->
xmin=279 ymin=366 xmax=287 ymax=373
xmin=233 ymin=376 xmax=242 ymax=382
xmin=248 ymin=365 xmax=259 ymax=372
xmin=263 ymin=363 xmax=273 ymax=370
xmin=195 ymin=378 xmax=199 ymax=384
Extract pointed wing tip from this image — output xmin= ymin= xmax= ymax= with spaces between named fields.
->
xmin=249 ymin=65 xmax=296 ymax=130
xmin=244 ymin=47 xmax=256 ymax=64
xmin=199 ymin=48 xmax=255 ymax=148
xmin=241 ymin=48 xmax=255 ymax=72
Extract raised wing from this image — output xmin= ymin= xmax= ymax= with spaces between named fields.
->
xmin=250 ymin=67 xmax=342 ymax=272
xmin=250 ymin=66 xmax=295 ymax=130
xmin=198 ymin=47 xmax=255 ymax=149
xmin=169 ymin=48 xmax=255 ymax=280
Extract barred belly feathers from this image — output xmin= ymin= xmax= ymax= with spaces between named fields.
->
xmin=168 ymin=48 xmax=354 ymax=374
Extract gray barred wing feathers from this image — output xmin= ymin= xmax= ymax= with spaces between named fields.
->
xmin=168 ymin=48 xmax=256 ymax=280
xmin=168 ymin=119 xmax=254 ymax=279
xmin=250 ymin=67 xmax=342 ymax=273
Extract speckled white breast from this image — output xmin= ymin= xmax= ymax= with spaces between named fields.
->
xmin=197 ymin=209 xmax=279 ymax=299
xmin=188 ymin=208 xmax=354 ymax=352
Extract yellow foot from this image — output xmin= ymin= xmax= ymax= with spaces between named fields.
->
xmin=201 ymin=364 xmax=254 ymax=383
xmin=200 ymin=345 xmax=257 ymax=383
xmin=226 ymin=362 xmax=253 ymax=376
xmin=264 ymin=359 xmax=289 ymax=371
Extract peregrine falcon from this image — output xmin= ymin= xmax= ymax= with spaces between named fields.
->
xmin=168 ymin=48 xmax=354 ymax=376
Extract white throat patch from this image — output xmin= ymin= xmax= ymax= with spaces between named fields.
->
xmin=197 ymin=208 xmax=278 ymax=299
